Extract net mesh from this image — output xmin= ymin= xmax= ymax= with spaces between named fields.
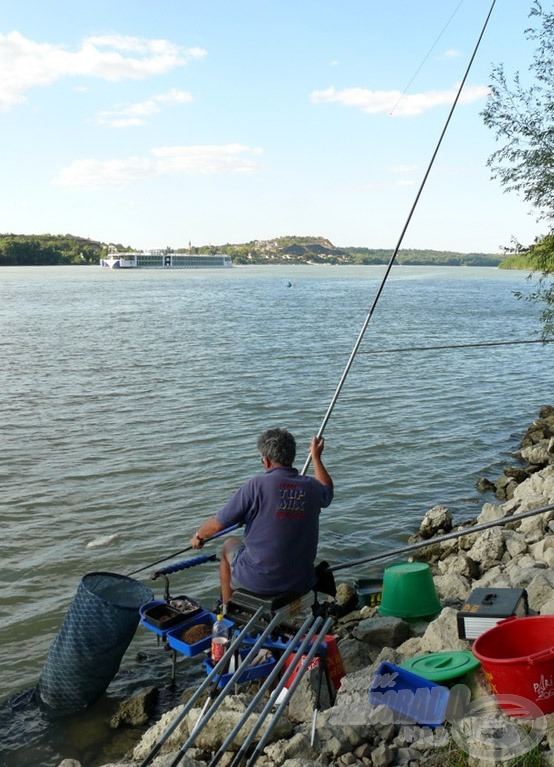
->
xmin=37 ymin=572 xmax=153 ymax=714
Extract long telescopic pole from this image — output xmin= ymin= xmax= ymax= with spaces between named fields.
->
xmin=329 ymin=501 xmax=554 ymax=573
xmin=301 ymin=0 xmax=497 ymax=476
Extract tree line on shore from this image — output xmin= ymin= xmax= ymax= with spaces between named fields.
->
xmin=0 ymin=232 xmax=504 ymax=268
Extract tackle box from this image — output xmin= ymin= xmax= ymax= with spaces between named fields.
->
xmin=167 ymin=612 xmax=234 ymax=657
xmin=140 ymin=596 xmax=203 ymax=635
xmin=457 ymin=588 xmax=529 ymax=640
xmin=356 ymin=577 xmax=383 ymax=607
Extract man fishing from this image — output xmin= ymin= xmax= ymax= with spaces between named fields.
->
xmin=190 ymin=428 xmax=333 ymax=605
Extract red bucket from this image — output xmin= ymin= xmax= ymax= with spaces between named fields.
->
xmin=472 ymin=616 xmax=554 ymax=715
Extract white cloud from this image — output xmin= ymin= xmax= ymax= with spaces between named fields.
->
xmin=96 ymin=88 xmax=193 ymax=127
xmin=390 ymin=164 xmax=418 ymax=174
xmin=55 ymin=144 xmax=263 ymax=188
xmin=0 ymin=31 xmax=206 ymax=111
xmin=443 ymin=49 xmax=461 ymax=58
xmin=310 ymin=83 xmax=490 ymax=116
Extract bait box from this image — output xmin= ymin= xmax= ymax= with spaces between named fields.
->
xmin=167 ymin=612 xmax=234 ymax=657
xmin=203 ymin=648 xmax=276 ymax=687
xmin=369 ymin=661 xmax=450 ymax=727
xmin=140 ymin=598 xmax=202 ymax=635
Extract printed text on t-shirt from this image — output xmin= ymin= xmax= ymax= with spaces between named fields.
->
xmin=276 ymin=483 xmax=306 ymax=517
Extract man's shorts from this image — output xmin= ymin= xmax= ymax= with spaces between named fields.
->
xmin=227 ymin=542 xmax=248 ymax=591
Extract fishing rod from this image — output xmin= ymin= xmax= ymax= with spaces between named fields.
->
xmin=127 ymin=524 xmax=240 ymax=577
xmin=329 ymin=500 xmax=554 ymax=573
xmin=355 ymin=337 xmax=554 ymax=357
xmin=301 ymin=0 xmax=498 ymax=476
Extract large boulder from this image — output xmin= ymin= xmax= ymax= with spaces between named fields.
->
xmin=352 ymin=616 xmax=411 ymax=649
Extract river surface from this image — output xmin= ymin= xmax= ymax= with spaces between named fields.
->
xmin=0 ymin=264 xmax=551 ymax=766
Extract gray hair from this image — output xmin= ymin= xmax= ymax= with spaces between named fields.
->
xmin=257 ymin=428 xmax=296 ymax=467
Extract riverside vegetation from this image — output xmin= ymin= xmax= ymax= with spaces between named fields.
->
xmin=58 ymin=406 xmax=554 ymax=767
xmin=0 ymin=233 xmax=504 ymax=267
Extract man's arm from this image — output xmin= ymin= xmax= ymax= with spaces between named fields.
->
xmin=189 ymin=516 xmax=225 ymax=549
xmin=310 ymin=436 xmax=333 ymax=489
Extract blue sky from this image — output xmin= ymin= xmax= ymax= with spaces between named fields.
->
xmin=0 ymin=0 xmax=543 ymax=253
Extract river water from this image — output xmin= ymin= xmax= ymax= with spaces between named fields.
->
xmin=0 ymin=264 xmax=551 ymax=766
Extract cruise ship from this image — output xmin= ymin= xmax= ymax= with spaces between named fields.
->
xmin=100 ymin=251 xmax=232 ymax=269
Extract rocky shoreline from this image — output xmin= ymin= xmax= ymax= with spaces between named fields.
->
xmin=59 ymin=406 xmax=554 ymax=767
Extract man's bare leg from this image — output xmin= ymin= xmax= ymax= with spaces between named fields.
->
xmin=220 ymin=536 xmax=242 ymax=606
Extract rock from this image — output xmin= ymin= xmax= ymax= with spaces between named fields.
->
xmin=467 ymin=527 xmax=505 ymax=572
xmin=476 ymin=477 xmax=495 ymax=493
xmin=395 ymin=637 xmax=423 ymax=657
xmin=110 ymin=686 xmax=159 ymax=728
xmin=529 ymin=536 xmax=554 ymax=561
xmin=311 ymin=709 xmax=375 ymax=757
xmin=540 ymin=596 xmax=554 ymax=615
xmin=279 ymin=761 xmax=323 ymax=767
xmin=526 ymin=571 xmax=554 ymax=612
xmin=501 ymin=529 xmax=528 ymax=559
xmin=521 ymin=439 xmax=554 ymax=467
xmin=493 ymin=474 xmax=517 ymax=500
xmin=133 ymin=705 xmax=189 ymax=760
xmin=418 ymin=506 xmax=453 ymax=539
xmin=475 ymin=502 xmax=507 ymax=525
xmin=433 ymin=573 xmax=471 ymax=602
xmin=338 ymin=637 xmax=378 ymax=674
xmin=436 ymin=554 xmax=479 ymax=580
xmin=419 ymin=608 xmax=471 ymax=653
xmin=336 ymin=583 xmax=359 ymax=610
xmin=352 ymin=617 xmax=411 ymax=649
xmin=503 ymin=466 xmax=530 ymax=483
xmin=371 ymin=742 xmax=397 ymax=767
xmin=472 ymin=565 xmax=511 ymax=590
xmin=185 ymin=698 xmax=293 ymax=751
xmin=285 ymin=666 xmax=334 ymax=723
xmin=263 ymin=732 xmax=318 ymax=763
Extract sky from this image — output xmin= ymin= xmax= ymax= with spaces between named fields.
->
xmin=0 ymin=0 xmax=545 ymax=253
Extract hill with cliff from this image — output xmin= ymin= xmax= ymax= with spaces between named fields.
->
xmin=186 ymin=236 xmax=502 ymax=266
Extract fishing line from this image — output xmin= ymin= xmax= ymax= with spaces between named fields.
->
xmin=389 ymin=0 xmax=466 ymax=116
xmin=273 ymin=337 xmax=553 ymax=364
xmin=301 ymin=0 xmax=498 ymax=476
xmin=357 ymin=337 xmax=553 ymax=356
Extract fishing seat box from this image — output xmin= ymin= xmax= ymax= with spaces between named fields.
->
xmin=457 ymin=588 xmax=529 ymax=640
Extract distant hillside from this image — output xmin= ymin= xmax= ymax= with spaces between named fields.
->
xmin=0 ymin=232 xmax=502 ymax=267
xmin=187 ymin=236 xmax=502 ymax=266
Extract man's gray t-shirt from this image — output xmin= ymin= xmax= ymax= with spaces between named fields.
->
xmin=216 ymin=466 xmax=333 ymax=595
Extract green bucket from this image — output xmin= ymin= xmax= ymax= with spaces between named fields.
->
xmin=378 ymin=562 xmax=441 ymax=620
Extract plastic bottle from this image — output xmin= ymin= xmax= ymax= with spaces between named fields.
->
xmin=211 ymin=614 xmax=228 ymax=662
